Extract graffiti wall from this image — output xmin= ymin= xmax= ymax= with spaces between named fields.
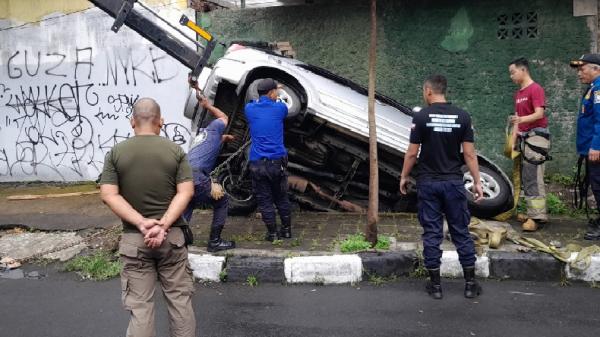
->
xmin=0 ymin=5 xmax=194 ymax=182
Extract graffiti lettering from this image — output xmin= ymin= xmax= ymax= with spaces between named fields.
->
xmin=75 ymin=47 xmax=94 ymax=80
xmin=45 ymin=52 xmax=68 ymax=78
xmin=1 ymin=44 xmax=190 ymax=181
xmin=7 ymin=51 xmax=22 ymax=79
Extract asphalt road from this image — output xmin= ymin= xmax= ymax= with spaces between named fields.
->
xmin=1 ymin=265 xmax=598 ymax=337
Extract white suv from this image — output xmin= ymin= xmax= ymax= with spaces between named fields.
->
xmin=184 ymin=43 xmax=513 ymax=218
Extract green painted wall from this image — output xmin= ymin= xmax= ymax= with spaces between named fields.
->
xmin=200 ymin=0 xmax=592 ymax=174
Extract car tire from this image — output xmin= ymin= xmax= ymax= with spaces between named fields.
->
xmin=183 ymin=89 xmax=198 ymax=120
xmin=463 ymin=164 xmax=513 ymax=218
xmin=245 ymin=78 xmax=303 ymax=119
xmin=218 ymin=172 xmax=257 ymax=215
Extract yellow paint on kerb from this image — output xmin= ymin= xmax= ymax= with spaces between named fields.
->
xmin=0 ymin=0 xmax=188 ymax=22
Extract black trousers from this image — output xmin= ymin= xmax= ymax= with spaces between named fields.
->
xmin=249 ymin=158 xmax=291 ymax=227
xmin=588 ymin=161 xmax=600 ymax=209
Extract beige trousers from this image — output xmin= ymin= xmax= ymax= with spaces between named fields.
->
xmin=119 ymin=227 xmax=196 ymax=337
xmin=521 ymin=159 xmax=548 ymax=221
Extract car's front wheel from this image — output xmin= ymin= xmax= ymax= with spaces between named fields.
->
xmin=463 ymin=164 xmax=513 ymax=218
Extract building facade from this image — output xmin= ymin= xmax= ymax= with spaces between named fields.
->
xmin=202 ymin=0 xmax=599 ymax=173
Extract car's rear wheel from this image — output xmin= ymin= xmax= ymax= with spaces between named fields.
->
xmin=463 ymin=164 xmax=513 ymax=218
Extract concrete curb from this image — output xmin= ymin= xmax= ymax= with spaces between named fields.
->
xmin=359 ymin=251 xmax=417 ymax=277
xmin=188 ymin=254 xmax=225 ymax=282
xmin=565 ymin=253 xmax=600 ymax=282
xmin=488 ymin=251 xmax=563 ymax=281
xmin=440 ymin=251 xmax=489 ymax=278
xmin=226 ymin=256 xmax=285 ymax=283
xmin=284 ymin=255 xmax=362 ymax=284
xmin=187 ymin=249 xmax=600 ymax=284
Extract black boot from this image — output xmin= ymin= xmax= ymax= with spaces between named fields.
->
xmin=585 ymin=226 xmax=600 ymax=240
xmin=426 ymin=268 xmax=443 ymax=300
xmin=207 ymin=226 xmax=235 ymax=252
xmin=463 ymin=266 xmax=482 ymax=299
xmin=588 ymin=217 xmax=600 ymax=230
xmin=585 ymin=218 xmax=600 ymax=240
xmin=279 ymin=215 xmax=292 ymax=239
xmin=265 ymin=222 xmax=280 ymax=242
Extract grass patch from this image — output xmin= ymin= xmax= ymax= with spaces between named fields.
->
xmin=409 ymin=250 xmax=428 ymax=279
xmin=219 ymin=270 xmax=228 ymax=282
xmin=65 ymin=252 xmax=121 ymax=281
xmin=545 ymin=171 xmax=575 ymax=187
xmin=559 ymin=269 xmax=571 ymax=287
xmin=409 ymin=263 xmax=428 ymax=279
xmin=290 ymin=238 xmax=302 ymax=247
xmin=246 ymin=275 xmax=258 ymax=287
xmin=515 ymin=193 xmax=587 ymax=218
xmin=375 ymin=235 xmax=391 ymax=250
xmin=516 ymin=198 xmax=526 ymax=214
xmin=547 ymin=193 xmax=569 ymax=215
xmin=309 ymin=239 xmax=319 ymax=251
xmin=339 ymin=233 xmax=391 ymax=253
xmin=230 ymin=232 xmax=263 ymax=243
xmin=367 ymin=273 xmax=397 ymax=286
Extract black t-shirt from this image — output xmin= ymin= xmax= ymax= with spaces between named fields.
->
xmin=409 ymin=102 xmax=474 ymax=182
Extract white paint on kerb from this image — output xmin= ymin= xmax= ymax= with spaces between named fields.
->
xmin=565 ymin=252 xmax=600 ymax=282
xmin=284 ymin=255 xmax=362 ymax=284
xmin=440 ymin=251 xmax=490 ymax=278
xmin=188 ymin=253 xmax=226 ymax=282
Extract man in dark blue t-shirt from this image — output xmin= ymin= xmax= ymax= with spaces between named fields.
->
xmin=400 ymin=75 xmax=483 ymax=300
xmin=244 ymin=78 xmax=292 ymax=241
xmin=183 ymin=86 xmax=235 ymax=252
xmin=570 ymin=53 xmax=600 ymax=240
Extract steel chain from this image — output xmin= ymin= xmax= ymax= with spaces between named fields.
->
xmin=210 ymin=140 xmax=251 ymax=180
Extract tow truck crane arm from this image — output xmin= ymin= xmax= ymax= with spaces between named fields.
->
xmin=88 ymin=0 xmax=216 ymax=80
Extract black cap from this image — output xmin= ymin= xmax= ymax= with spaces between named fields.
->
xmin=570 ymin=54 xmax=600 ymax=67
xmin=257 ymin=78 xmax=278 ymax=93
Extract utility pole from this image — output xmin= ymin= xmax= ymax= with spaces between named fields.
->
xmin=366 ymin=0 xmax=378 ymax=246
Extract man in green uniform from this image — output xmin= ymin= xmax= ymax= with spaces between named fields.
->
xmin=100 ymin=98 xmax=196 ymax=337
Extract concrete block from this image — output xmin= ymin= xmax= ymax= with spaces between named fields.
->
xmin=188 ymin=254 xmax=225 ymax=282
xmin=440 ymin=251 xmax=489 ymax=278
xmin=226 ymin=256 xmax=285 ymax=283
xmin=284 ymin=255 xmax=362 ymax=284
xmin=565 ymin=252 xmax=600 ymax=282
xmin=359 ymin=251 xmax=417 ymax=277
xmin=0 ymin=232 xmax=85 ymax=262
xmin=488 ymin=251 xmax=562 ymax=281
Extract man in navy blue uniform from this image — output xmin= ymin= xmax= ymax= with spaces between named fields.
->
xmin=570 ymin=54 xmax=600 ymax=240
xmin=244 ymin=78 xmax=292 ymax=241
xmin=183 ymin=85 xmax=235 ymax=252
xmin=400 ymin=75 xmax=484 ymax=299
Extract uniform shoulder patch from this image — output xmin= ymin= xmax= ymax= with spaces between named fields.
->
xmin=595 ymin=91 xmax=600 ymax=104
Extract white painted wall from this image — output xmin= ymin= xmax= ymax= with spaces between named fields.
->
xmin=0 ymin=6 xmax=196 ymax=181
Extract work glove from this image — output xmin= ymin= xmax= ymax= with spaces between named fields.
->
xmin=210 ymin=181 xmax=225 ymax=200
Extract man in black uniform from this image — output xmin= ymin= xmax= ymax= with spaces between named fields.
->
xmin=400 ymin=75 xmax=484 ymax=300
